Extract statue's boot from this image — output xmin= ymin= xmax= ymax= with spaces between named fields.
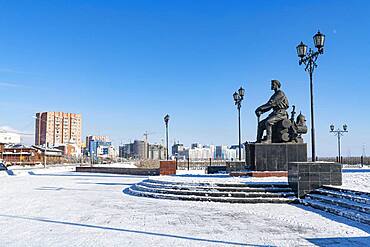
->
xmin=256 ymin=124 xmax=264 ymax=142
xmin=262 ymin=125 xmax=272 ymax=144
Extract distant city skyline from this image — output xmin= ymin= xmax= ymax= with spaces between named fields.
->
xmin=1 ymin=1 xmax=370 ymax=156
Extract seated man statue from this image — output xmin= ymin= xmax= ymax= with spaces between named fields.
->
xmin=255 ymin=80 xmax=289 ymax=143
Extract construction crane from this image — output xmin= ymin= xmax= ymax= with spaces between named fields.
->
xmin=143 ymin=131 xmax=156 ymax=144
xmin=143 ymin=131 xmax=156 ymax=159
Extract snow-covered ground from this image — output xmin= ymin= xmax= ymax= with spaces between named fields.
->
xmin=339 ymin=167 xmax=370 ymax=192
xmin=0 ymin=164 xmax=76 ymax=177
xmin=0 ymin=163 xmax=137 ymax=177
xmin=6 ymin=163 xmax=77 ymax=171
xmin=0 ymin=168 xmax=369 ymax=246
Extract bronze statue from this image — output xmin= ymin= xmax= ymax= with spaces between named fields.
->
xmin=290 ymin=112 xmax=308 ymax=143
xmin=255 ymin=80 xmax=289 ymax=143
xmin=255 ymin=80 xmax=307 ymax=143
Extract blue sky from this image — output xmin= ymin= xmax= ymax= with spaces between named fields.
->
xmin=0 ymin=0 xmax=369 ymax=156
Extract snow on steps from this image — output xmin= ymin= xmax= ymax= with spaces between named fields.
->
xmin=133 ymin=184 xmax=296 ymax=198
xmin=141 ymin=181 xmax=293 ymax=193
xmin=302 ymin=186 xmax=370 ymax=225
xmin=316 ymin=186 xmax=370 ymax=205
xmin=126 ymin=179 xmax=298 ymax=203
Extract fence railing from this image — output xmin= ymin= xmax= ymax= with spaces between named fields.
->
xmin=175 ymin=158 xmax=234 ymax=170
xmin=317 ymin=156 xmax=370 ymax=166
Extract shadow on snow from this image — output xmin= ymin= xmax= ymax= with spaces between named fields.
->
xmin=305 ymin=236 xmax=370 ymax=246
xmin=342 ymin=168 xmax=370 ymax=173
xmin=293 ymin=204 xmax=370 ymax=233
xmin=0 ymin=214 xmax=266 ymax=247
xmin=77 ymin=182 xmax=137 ymax=186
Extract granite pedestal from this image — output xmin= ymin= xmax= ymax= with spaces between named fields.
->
xmin=288 ymin=161 xmax=342 ymax=198
xmin=246 ymin=143 xmax=307 ymax=171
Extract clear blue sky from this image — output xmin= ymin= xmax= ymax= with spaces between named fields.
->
xmin=0 ymin=0 xmax=369 ymax=156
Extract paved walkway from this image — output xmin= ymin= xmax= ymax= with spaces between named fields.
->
xmin=0 ymin=171 xmax=369 ymax=246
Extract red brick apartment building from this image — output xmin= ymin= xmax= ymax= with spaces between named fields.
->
xmin=35 ymin=112 xmax=82 ymax=148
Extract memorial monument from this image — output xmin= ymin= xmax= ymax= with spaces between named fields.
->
xmin=246 ymin=80 xmax=308 ymax=171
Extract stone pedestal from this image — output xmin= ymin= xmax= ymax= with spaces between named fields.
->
xmin=160 ymin=160 xmax=176 ymax=175
xmin=288 ymin=161 xmax=342 ymax=198
xmin=246 ymin=143 xmax=307 ymax=171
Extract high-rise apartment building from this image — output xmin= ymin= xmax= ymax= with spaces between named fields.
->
xmin=35 ymin=112 xmax=82 ymax=148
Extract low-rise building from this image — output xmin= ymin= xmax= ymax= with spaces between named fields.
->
xmin=54 ymin=143 xmax=81 ymax=157
xmin=0 ymin=144 xmax=63 ymax=166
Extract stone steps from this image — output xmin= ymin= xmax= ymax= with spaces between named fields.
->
xmin=141 ymin=181 xmax=293 ymax=193
xmin=133 ymin=184 xmax=296 ymax=198
xmin=312 ymin=188 xmax=370 ymax=206
xmin=145 ymin=179 xmax=289 ymax=188
xmin=305 ymin=193 xmax=370 ymax=214
xmin=126 ymin=179 xmax=298 ymax=203
xmin=302 ymin=186 xmax=370 ymax=225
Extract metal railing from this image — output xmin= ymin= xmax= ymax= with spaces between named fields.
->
xmin=175 ymin=158 xmax=244 ymax=170
xmin=317 ymin=156 xmax=370 ymax=166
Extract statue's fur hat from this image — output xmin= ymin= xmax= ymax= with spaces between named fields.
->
xmin=271 ymin=79 xmax=281 ymax=88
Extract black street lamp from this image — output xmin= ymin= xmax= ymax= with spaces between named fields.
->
xmin=330 ymin=124 xmax=348 ymax=163
xmin=164 ymin=114 xmax=170 ymax=160
xmin=233 ymin=86 xmax=245 ymax=161
xmin=296 ymin=31 xmax=325 ymax=162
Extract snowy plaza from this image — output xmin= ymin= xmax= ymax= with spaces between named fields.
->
xmin=0 ymin=166 xmax=369 ymax=246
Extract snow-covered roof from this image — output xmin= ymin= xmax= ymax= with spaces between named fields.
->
xmin=2 ymin=152 xmax=32 ymax=155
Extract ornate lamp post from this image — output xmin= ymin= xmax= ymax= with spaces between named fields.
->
xmin=164 ymin=114 xmax=170 ymax=160
xmin=233 ymin=86 xmax=245 ymax=161
xmin=296 ymin=31 xmax=325 ymax=162
xmin=330 ymin=124 xmax=348 ymax=163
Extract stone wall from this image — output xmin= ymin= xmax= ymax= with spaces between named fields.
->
xmin=288 ymin=161 xmax=342 ymax=197
xmin=76 ymin=166 xmax=160 ymax=176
